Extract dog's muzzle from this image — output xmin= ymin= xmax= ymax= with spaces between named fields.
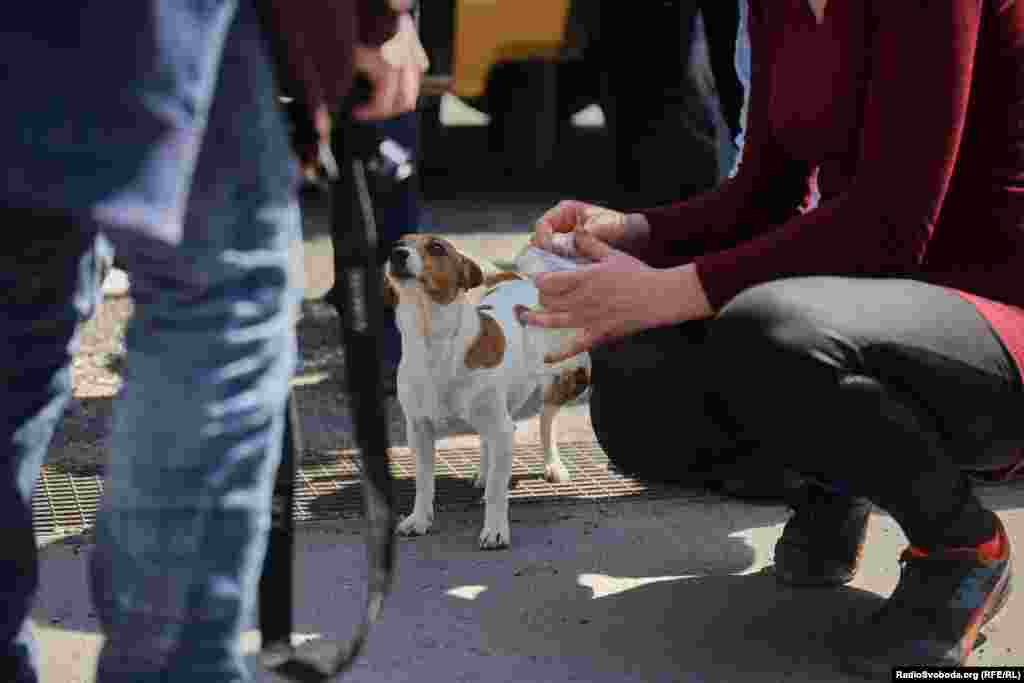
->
xmin=389 ymin=247 xmax=414 ymax=279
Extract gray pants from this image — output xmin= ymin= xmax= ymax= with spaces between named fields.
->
xmin=590 ymin=277 xmax=1024 ymax=548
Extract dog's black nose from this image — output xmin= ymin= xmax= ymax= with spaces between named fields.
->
xmin=390 ymin=247 xmax=412 ymax=277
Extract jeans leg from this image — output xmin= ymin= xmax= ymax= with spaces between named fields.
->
xmin=88 ymin=4 xmax=301 ymax=681
xmin=0 ymin=216 xmax=101 ymax=683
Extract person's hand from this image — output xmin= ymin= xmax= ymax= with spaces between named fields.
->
xmin=517 ymin=228 xmax=713 ymax=362
xmin=531 ymin=200 xmax=651 ymax=257
xmin=353 ymin=12 xmax=429 ymax=120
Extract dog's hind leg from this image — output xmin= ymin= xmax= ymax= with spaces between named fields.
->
xmin=397 ymin=417 xmax=436 ymax=536
xmin=539 ymin=402 xmax=570 ymax=484
xmin=539 ymin=366 xmax=590 ymax=484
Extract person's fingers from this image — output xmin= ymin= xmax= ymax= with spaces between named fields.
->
xmin=530 ymin=230 xmax=549 ymax=248
xmin=572 ymin=226 xmax=615 ymax=261
xmin=516 ymin=308 xmax=575 ymax=330
xmin=539 ymin=200 xmax=587 ymax=234
xmin=580 ymin=208 xmax=626 ymax=245
xmin=534 ymin=270 xmax=583 ymax=297
xmin=397 ymin=64 xmax=420 ymax=112
xmin=544 ymin=332 xmax=594 ymax=363
xmin=413 ymin=37 xmax=430 ymax=72
xmin=531 ymin=222 xmax=556 ymax=249
xmin=353 ymin=63 xmax=400 ymax=120
xmin=538 ymin=292 xmax=587 ymax=315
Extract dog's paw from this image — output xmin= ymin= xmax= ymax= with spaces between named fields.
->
xmin=544 ymin=461 xmax=571 ymax=484
xmin=478 ymin=520 xmax=511 ymax=550
xmin=397 ymin=512 xmax=433 ymax=536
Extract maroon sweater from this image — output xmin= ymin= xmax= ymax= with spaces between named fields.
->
xmin=639 ymin=0 xmax=1024 ymax=378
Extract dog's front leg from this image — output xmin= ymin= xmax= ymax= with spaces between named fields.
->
xmin=397 ymin=417 xmax=436 ymax=536
xmin=476 ymin=422 xmax=515 ymax=549
xmin=474 ymin=440 xmax=490 ymax=489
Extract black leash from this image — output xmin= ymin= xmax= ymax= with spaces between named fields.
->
xmin=257 ymin=76 xmax=400 ymax=681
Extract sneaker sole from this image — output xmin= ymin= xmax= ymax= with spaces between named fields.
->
xmin=980 ymin=556 xmax=1013 ymax=630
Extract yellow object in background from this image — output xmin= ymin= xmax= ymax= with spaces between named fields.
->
xmin=451 ymin=0 xmax=571 ymax=99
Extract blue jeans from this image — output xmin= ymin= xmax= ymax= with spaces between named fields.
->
xmin=732 ymin=0 xmax=752 ymax=169
xmin=1 ymin=3 xmax=300 ymax=681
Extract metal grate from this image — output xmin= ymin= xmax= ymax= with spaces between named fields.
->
xmin=32 ymin=467 xmax=105 ymax=539
xmin=33 ymin=440 xmax=697 ymax=539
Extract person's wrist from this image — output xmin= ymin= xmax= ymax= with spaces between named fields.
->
xmin=622 ymin=213 xmax=651 ymax=251
xmin=652 ymin=263 xmax=714 ymax=326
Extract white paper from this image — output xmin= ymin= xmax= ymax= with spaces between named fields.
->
xmin=515 ymin=234 xmax=593 ymax=280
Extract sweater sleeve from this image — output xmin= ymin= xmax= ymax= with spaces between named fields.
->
xmin=357 ymin=0 xmax=405 ymax=47
xmin=694 ymin=0 xmax=983 ymax=309
xmin=635 ymin=2 xmax=817 ymax=269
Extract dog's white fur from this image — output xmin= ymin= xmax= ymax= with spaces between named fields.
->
xmin=386 ymin=235 xmax=590 ymax=549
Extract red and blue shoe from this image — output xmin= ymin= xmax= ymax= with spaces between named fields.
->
xmin=840 ymin=514 xmax=1013 ymax=679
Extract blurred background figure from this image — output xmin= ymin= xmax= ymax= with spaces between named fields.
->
xmin=416 ymin=1 xmax=748 ymax=207
xmin=358 ymin=111 xmax=423 ymax=390
xmin=559 ymin=1 xmax=747 ymax=206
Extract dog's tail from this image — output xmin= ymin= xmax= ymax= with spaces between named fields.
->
xmin=482 ymin=270 xmax=525 ymax=288
xmin=468 ymin=269 xmax=526 ymax=305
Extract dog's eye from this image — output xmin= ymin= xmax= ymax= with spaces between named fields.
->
xmin=427 ymin=241 xmax=446 ymax=257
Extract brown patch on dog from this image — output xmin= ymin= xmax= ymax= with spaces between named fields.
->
xmin=382 ymin=272 xmax=398 ymax=307
xmin=464 ymin=310 xmax=506 ymax=370
xmin=543 ymin=366 xmax=591 ymax=405
xmin=403 ymin=234 xmax=484 ymax=304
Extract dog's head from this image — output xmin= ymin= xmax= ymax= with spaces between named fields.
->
xmin=386 ymin=234 xmax=484 ymax=305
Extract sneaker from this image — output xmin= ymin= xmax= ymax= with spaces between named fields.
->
xmin=840 ymin=515 xmax=1013 ymax=679
xmin=774 ymin=485 xmax=872 ymax=586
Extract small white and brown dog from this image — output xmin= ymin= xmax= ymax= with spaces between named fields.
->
xmin=384 ymin=234 xmax=590 ymax=549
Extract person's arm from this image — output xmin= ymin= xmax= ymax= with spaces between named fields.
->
xmin=357 ymin=0 xmax=408 ymax=46
xmin=256 ymin=1 xmax=420 ymax=167
xmin=258 ymin=1 xmax=405 ymax=113
xmin=692 ymin=0 xmax=982 ymax=310
xmin=631 ymin=2 xmax=817 ymax=269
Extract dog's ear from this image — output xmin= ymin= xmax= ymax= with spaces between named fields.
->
xmin=460 ymin=254 xmax=484 ymax=290
xmin=382 ymin=272 xmax=398 ymax=307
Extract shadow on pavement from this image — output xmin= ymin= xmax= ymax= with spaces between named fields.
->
xmin=237 ymin=499 xmax=876 ymax=683
xmin=33 ymin=482 xmax=1024 ymax=682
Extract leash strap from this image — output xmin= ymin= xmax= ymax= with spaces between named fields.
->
xmin=257 ymin=74 xmax=397 ymax=681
